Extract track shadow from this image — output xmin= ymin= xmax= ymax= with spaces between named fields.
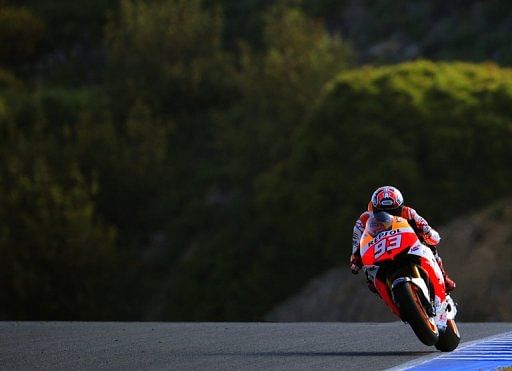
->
xmin=201 ymin=351 xmax=434 ymax=357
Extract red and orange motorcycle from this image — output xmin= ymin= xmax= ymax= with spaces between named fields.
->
xmin=360 ymin=212 xmax=460 ymax=351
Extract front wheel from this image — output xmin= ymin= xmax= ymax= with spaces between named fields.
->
xmin=394 ymin=281 xmax=439 ymax=346
xmin=435 ymin=319 xmax=460 ymax=352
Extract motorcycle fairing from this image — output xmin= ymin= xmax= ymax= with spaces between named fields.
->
xmin=374 ymin=277 xmax=401 ymax=317
xmin=435 ymin=295 xmax=458 ymax=330
xmin=360 ymin=215 xmax=451 ymax=325
xmin=407 ymin=244 xmax=446 ymax=302
xmin=360 ymin=217 xmax=418 ymax=266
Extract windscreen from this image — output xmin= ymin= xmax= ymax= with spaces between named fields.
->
xmin=366 ymin=211 xmax=393 ymax=237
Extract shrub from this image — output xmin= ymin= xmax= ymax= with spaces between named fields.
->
xmin=0 ymin=117 xmax=118 ymax=319
xmin=254 ymin=61 xmax=512 ymax=300
xmin=0 ymin=6 xmax=45 ymax=67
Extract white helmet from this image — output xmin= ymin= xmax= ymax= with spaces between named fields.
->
xmin=371 ymin=186 xmax=404 ymax=211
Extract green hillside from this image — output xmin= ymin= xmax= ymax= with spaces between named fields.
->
xmin=1 ymin=0 xmax=511 ymax=321
xmin=254 ymin=61 xmax=512 ymax=321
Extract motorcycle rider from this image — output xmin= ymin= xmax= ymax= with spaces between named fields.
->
xmin=350 ymin=185 xmax=456 ymax=293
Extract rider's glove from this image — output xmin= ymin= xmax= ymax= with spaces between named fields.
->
xmin=421 ymin=225 xmax=441 ymax=246
xmin=422 ymin=225 xmax=432 ymax=237
xmin=350 ymin=254 xmax=362 ymax=274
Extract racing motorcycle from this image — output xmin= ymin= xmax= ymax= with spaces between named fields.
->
xmin=360 ymin=212 xmax=460 ymax=351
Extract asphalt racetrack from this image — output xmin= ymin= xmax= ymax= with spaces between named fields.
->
xmin=2 ymin=322 xmax=512 ymax=370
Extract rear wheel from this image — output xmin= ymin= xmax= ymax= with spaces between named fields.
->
xmin=394 ymin=282 xmax=439 ymax=346
xmin=435 ymin=319 xmax=460 ymax=352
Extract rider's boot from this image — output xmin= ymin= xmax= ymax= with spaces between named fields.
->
xmin=436 ymin=256 xmax=456 ymax=293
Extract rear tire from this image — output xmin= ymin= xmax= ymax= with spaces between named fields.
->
xmin=435 ymin=319 xmax=460 ymax=352
xmin=394 ymin=282 xmax=439 ymax=346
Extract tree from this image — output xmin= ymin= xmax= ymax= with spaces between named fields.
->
xmin=0 ymin=6 xmax=45 ymax=69
xmin=160 ymin=3 xmax=356 ymax=320
xmin=256 ymin=61 xmax=512 ymax=281
xmin=0 ymin=113 xmax=118 ymax=319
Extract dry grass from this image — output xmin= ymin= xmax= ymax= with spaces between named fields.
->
xmin=439 ymin=199 xmax=512 ymax=321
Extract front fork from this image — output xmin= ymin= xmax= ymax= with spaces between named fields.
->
xmin=390 ymin=264 xmax=436 ymax=317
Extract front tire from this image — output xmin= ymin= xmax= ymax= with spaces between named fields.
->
xmin=435 ymin=319 xmax=460 ymax=352
xmin=394 ymin=282 xmax=439 ymax=346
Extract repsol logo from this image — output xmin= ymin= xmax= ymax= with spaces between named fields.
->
xmin=368 ymin=229 xmax=401 ymax=246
